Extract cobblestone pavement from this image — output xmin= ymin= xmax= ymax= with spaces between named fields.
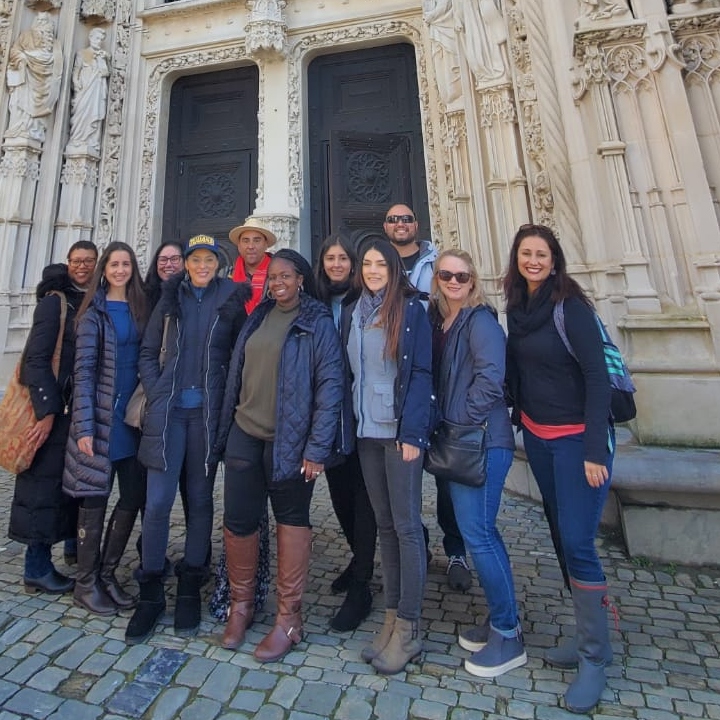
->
xmin=1 ymin=467 xmax=719 ymax=720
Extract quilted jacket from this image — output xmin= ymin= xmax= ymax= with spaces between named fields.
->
xmin=214 ymin=293 xmax=344 ymax=481
xmin=63 ymin=287 xmax=130 ymax=497
xmin=137 ymin=274 xmax=250 ymax=472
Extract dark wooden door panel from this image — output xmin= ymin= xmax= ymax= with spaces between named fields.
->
xmin=309 ymin=44 xmax=429 ymax=258
xmin=329 ymin=131 xmax=414 ymax=243
xmin=162 ymin=66 xmax=258 ymax=272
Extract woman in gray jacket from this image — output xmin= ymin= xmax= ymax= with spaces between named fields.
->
xmin=429 ymin=249 xmax=525 ymax=679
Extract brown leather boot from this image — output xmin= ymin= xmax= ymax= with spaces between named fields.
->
xmin=222 ymin=528 xmax=259 ymax=650
xmin=254 ymin=524 xmax=312 ymax=663
xmin=361 ymin=609 xmax=397 ymax=662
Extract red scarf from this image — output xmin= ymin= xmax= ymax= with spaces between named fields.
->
xmin=232 ymin=252 xmax=272 ymax=313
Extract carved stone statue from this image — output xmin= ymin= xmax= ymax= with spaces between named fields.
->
xmin=67 ymin=27 xmax=110 ymax=155
xmin=580 ymin=0 xmax=633 ymax=22
xmin=423 ymin=0 xmax=462 ymax=107
xmin=455 ymin=0 xmax=507 ymax=85
xmin=245 ymin=0 xmax=287 ymax=59
xmin=4 ymin=12 xmax=63 ymax=143
xmin=248 ymin=0 xmax=284 ymax=22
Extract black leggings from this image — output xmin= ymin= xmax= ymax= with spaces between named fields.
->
xmin=223 ymin=424 xmax=315 ymax=536
xmin=80 ymin=456 xmax=146 ymax=512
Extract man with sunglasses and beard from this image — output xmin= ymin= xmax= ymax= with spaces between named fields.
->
xmin=382 ymin=203 xmax=472 ymax=594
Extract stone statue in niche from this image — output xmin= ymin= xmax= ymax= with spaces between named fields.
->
xmin=248 ymin=0 xmax=284 ymax=22
xmin=4 ymin=12 xmax=63 ymax=143
xmin=580 ymin=0 xmax=633 ymax=21
xmin=423 ymin=0 xmax=462 ymax=108
xmin=456 ymin=0 xmax=507 ymax=84
xmin=67 ymin=27 xmax=110 ymax=155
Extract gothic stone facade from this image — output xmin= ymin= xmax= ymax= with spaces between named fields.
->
xmin=1 ymin=0 xmax=719 ymax=450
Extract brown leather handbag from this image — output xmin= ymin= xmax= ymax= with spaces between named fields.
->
xmin=0 ymin=291 xmax=67 ymax=474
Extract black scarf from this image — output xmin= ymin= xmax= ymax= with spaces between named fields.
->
xmin=506 ymin=280 xmax=554 ymax=338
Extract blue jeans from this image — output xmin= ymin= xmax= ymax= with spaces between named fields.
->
xmin=522 ymin=428 xmax=614 ymax=583
xmin=142 ymin=408 xmax=215 ymax=573
xmin=357 ymin=438 xmax=426 ymax=621
xmin=24 ymin=542 xmax=53 ymax=578
xmin=448 ymin=448 xmax=517 ymax=632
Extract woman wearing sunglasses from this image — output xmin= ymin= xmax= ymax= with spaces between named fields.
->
xmin=429 ymin=249 xmax=525 ymax=678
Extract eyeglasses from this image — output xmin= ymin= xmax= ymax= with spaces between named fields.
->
xmin=437 ymin=270 xmax=471 ymax=284
xmin=157 ymin=254 xmax=183 ymax=265
xmin=385 ymin=214 xmax=415 ymax=224
xmin=68 ymin=258 xmax=97 ymax=268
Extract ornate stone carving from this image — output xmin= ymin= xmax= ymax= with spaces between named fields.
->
xmin=442 ymin=111 xmax=466 ymax=149
xmin=80 ymin=0 xmax=115 ymax=23
xmin=578 ymin=0 xmax=633 ymax=25
xmin=245 ymin=0 xmax=287 ymax=60
xmin=479 ymin=87 xmax=516 ymax=127
xmin=670 ymin=0 xmax=720 ymax=15
xmin=67 ymin=27 xmax=109 ymax=156
xmin=60 ymin=156 xmax=98 ymax=186
xmin=97 ymin=0 xmax=132 ymax=248
xmin=423 ymin=0 xmax=462 ymax=108
xmin=136 ymin=42 xmax=249 ymax=253
xmin=4 ymin=11 xmax=62 ymax=143
xmin=0 ymin=145 xmax=40 ymax=179
xmin=286 ymin=19 xmax=442 ymax=242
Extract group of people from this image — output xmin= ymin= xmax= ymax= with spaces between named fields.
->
xmin=8 ymin=206 xmax=616 ymax=714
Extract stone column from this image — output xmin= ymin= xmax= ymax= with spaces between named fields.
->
xmin=244 ymin=0 xmax=299 ymax=249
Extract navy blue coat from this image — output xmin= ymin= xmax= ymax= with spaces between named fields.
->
xmin=214 ymin=294 xmax=344 ymax=481
xmin=9 ymin=266 xmax=82 ymax=542
xmin=63 ymin=287 xmax=140 ymax=497
xmin=138 ymin=274 xmax=250 ymax=472
xmin=433 ymin=305 xmax=515 ymax=450
xmin=341 ymin=294 xmax=434 ymax=449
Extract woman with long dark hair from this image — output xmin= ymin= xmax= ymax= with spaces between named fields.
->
xmin=343 ymin=238 xmax=433 ymax=675
xmin=144 ymin=241 xmax=184 ymax=309
xmin=63 ymin=241 xmax=149 ymax=616
xmin=215 ymin=249 xmax=343 ymax=662
xmin=315 ymin=234 xmax=377 ymax=632
xmin=428 ymin=249 xmax=525 ymax=678
xmin=503 ymin=224 xmax=614 ymax=713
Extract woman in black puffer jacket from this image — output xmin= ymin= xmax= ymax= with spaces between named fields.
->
xmin=63 ymin=241 xmax=149 ymax=617
xmin=9 ymin=242 xmax=97 ymax=595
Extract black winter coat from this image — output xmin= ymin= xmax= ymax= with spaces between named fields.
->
xmin=8 ymin=265 xmax=83 ymax=543
xmin=214 ymin=294 xmax=344 ymax=481
xmin=138 ymin=274 xmax=250 ymax=472
xmin=63 ymin=287 xmax=142 ymax=497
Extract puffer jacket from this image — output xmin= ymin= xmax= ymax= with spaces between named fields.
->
xmin=63 ymin=287 xmax=135 ymax=497
xmin=214 ymin=293 xmax=344 ymax=481
xmin=138 ymin=274 xmax=250 ymax=472
xmin=407 ymin=240 xmax=437 ymax=295
xmin=341 ymin=293 xmax=434 ymax=449
xmin=433 ymin=305 xmax=515 ymax=450
xmin=9 ymin=265 xmax=83 ymax=542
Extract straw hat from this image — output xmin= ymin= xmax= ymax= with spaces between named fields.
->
xmin=228 ymin=217 xmax=277 ymax=248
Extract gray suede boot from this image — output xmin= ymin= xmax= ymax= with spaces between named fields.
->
xmin=564 ymin=577 xmax=613 ymax=714
xmin=371 ymin=616 xmax=422 ymax=675
xmin=361 ymin=609 xmax=397 ymax=663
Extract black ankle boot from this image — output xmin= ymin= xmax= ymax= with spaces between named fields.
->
xmin=330 ymin=580 xmax=372 ymax=632
xmin=125 ymin=573 xmax=166 ymax=645
xmin=330 ymin=559 xmax=355 ymax=595
xmin=174 ymin=564 xmax=204 ymax=636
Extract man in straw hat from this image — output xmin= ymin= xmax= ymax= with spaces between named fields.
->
xmin=229 ymin=218 xmax=277 ymax=313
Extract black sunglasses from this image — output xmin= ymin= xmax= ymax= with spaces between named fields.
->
xmin=385 ymin=214 xmax=415 ymax=224
xmin=437 ymin=270 xmax=471 ymax=284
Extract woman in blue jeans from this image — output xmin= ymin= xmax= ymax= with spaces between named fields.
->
xmin=428 ymin=249 xmax=525 ymax=679
xmin=504 ymin=224 xmax=614 ymax=714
